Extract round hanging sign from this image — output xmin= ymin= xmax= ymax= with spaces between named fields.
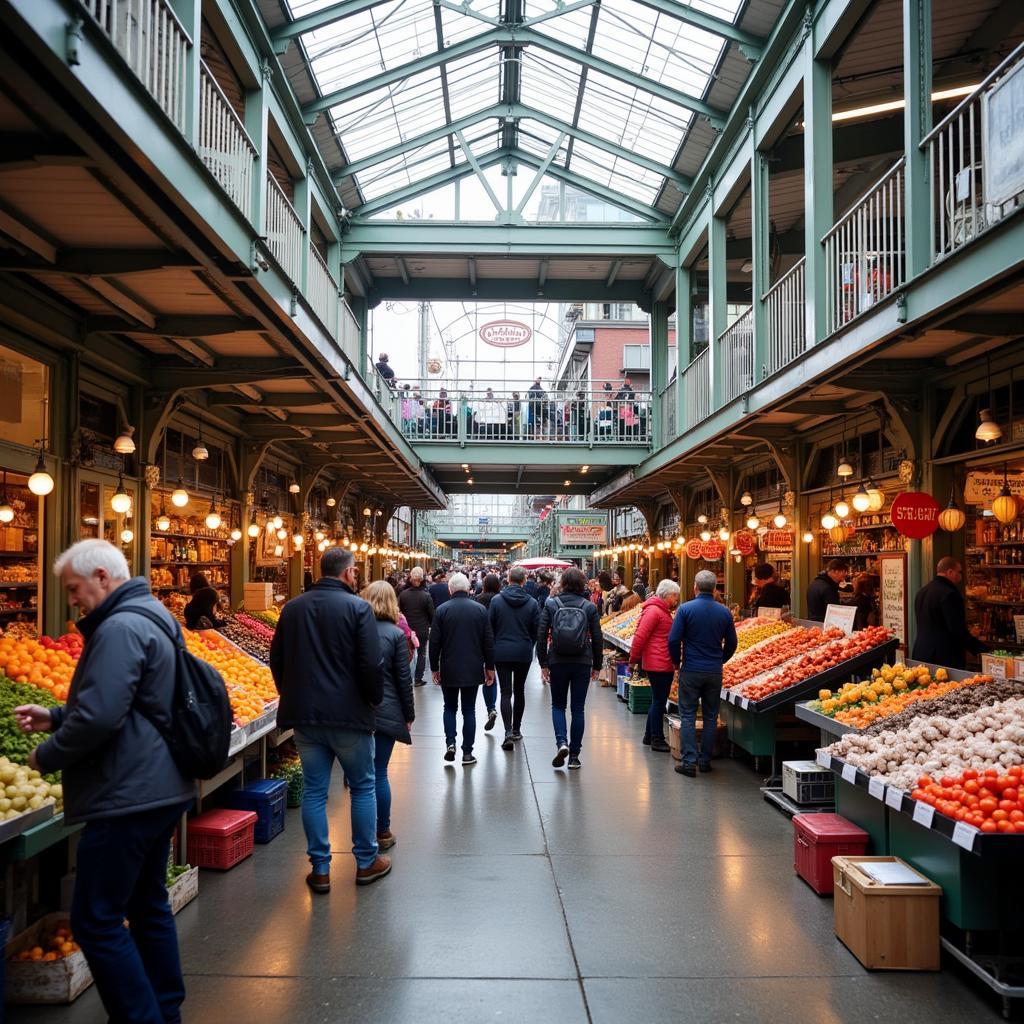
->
xmin=889 ymin=491 xmax=941 ymax=539
xmin=700 ymin=539 xmax=724 ymax=561
xmin=734 ymin=530 xmax=756 ymax=556
xmin=479 ymin=320 xmax=532 ymax=348
xmin=685 ymin=538 xmax=703 ymax=560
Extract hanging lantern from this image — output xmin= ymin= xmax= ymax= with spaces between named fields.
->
xmin=230 ymin=527 xmax=242 ymax=541
xmin=821 ymin=510 xmax=839 ymax=531
xmin=866 ymin=482 xmax=885 ymax=512
xmin=851 ymin=482 xmax=871 ymax=514
xmin=802 ymin=528 xmax=814 ymax=544
xmin=700 ymin=528 xmax=712 ymax=542
xmin=938 ymin=483 xmax=966 ymax=532
xmin=718 ymin=525 xmax=731 ymax=542
xmin=293 ymin=533 xmax=304 ymax=548
xmin=28 ymin=451 xmax=54 ymax=496
xmin=975 ymin=408 xmax=1003 ymax=443
xmin=272 ymin=515 xmax=283 ymax=530
xmin=992 ymin=482 xmax=1018 ymax=525
xmin=697 ymin=514 xmax=708 ymax=525
xmin=120 ymin=527 xmax=134 ymax=544
xmin=745 ymin=514 xmax=760 ymax=530
xmin=156 ymin=510 xmax=171 ymax=532
xmin=171 ymin=479 xmax=189 ymax=507
xmin=834 ymin=497 xmax=850 ymax=520
xmin=113 ymin=425 xmax=136 ymax=455
xmin=740 ymin=491 xmax=753 ymax=506
xmin=829 ymin=524 xmax=849 ymax=544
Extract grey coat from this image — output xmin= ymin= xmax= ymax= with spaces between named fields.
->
xmin=373 ymin=620 xmax=415 ymax=744
xmin=34 ymin=578 xmax=193 ymax=824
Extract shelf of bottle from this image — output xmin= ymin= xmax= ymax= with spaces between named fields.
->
xmin=152 ymin=530 xmax=230 ymax=542
xmin=0 ymin=582 xmax=37 ymax=588
xmin=968 ymin=564 xmax=1024 ymax=570
xmin=821 ymin=551 xmax=905 ymax=558
xmin=0 ymin=551 xmax=38 ymax=559
xmin=153 ymin=584 xmax=229 ymax=593
xmin=848 ymin=523 xmax=899 ymax=531
xmin=0 ymin=607 xmax=36 ymax=616
xmin=151 ymin=560 xmax=230 ymax=567
xmin=967 ymin=597 xmax=1024 ymax=607
xmin=967 ymin=542 xmax=1024 ymax=550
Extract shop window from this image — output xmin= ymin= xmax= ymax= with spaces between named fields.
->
xmin=0 ymin=469 xmax=41 ymax=633
xmin=0 ymin=344 xmax=49 ymax=450
xmin=78 ymin=478 xmax=137 ymax=567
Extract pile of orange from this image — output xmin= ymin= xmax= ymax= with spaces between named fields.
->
xmin=13 ymin=922 xmax=80 ymax=962
xmin=183 ymin=629 xmax=277 ymax=726
xmin=0 ymin=633 xmax=76 ymax=701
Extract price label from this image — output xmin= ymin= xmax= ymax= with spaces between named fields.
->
xmin=952 ymin=821 xmax=979 ymax=852
xmin=868 ymin=777 xmax=886 ymax=800
xmin=886 ymin=786 xmax=904 ymax=810
xmin=1014 ymin=615 xmax=1024 ymax=645
xmin=757 ymin=606 xmax=783 ymax=620
xmin=739 ymin=697 xmax=750 ymax=711
xmin=720 ymin=689 xmax=730 ymax=702
xmin=816 ymin=749 xmax=831 ymax=768
xmin=841 ymin=763 xmax=858 ymax=784
xmin=823 ymin=603 xmax=857 ymax=636
xmin=912 ymin=801 xmax=935 ymax=828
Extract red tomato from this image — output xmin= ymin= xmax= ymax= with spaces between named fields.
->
xmin=1009 ymin=810 xmax=1024 ymax=823
xmin=992 ymin=809 xmax=1009 ymax=823
xmin=1003 ymin=788 xmax=1018 ymax=803
xmin=996 ymin=820 xmax=1014 ymax=833
xmin=998 ymin=799 xmax=1017 ymax=812
xmin=962 ymin=768 xmax=979 ymax=781
xmin=980 ymin=820 xmax=998 ymax=833
xmin=979 ymin=798 xmax=998 ymax=815
xmin=964 ymin=779 xmax=980 ymax=795
xmin=940 ymin=776 xmax=956 ymax=788
xmin=918 ymin=775 xmax=933 ymax=789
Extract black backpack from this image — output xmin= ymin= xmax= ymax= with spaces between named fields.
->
xmin=111 ymin=605 xmax=233 ymax=780
xmin=548 ymin=597 xmax=590 ymax=657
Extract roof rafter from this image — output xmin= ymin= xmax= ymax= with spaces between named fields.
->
xmin=630 ymin=0 xmax=764 ymax=56
xmin=271 ymin=0 xmax=395 ymax=46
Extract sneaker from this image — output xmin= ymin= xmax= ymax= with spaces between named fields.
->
xmin=377 ymin=830 xmax=396 ymax=850
xmin=484 ymin=709 xmax=497 ymax=731
xmin=698 ymin=761 xmax=713 ymax=773
xmin=568 ymin=756 xmax=582 ymax=770
xmin=444 ymin=745 xmax=456 ymax=762
xmin=552 ymin=744 xmax=569 ymax=768
xmin=675 ymin=764 xmax=696 ymax=777
xmin=501 ymin=734 xmax=514 ymax=751
xmin=650 ymin=737 xmax=671 ymax=753
xmin=306 ymin=871 xmax=330 ymax=894
xmin=642 ymin=735 xmax=652 ymax=746
xmin=355 ymin=855 xmax=392 ymax=886
xmin=511 ymin=731 xmax=523 ymax=741
xmin=462 ymin=752 xmax=477 ymax=766
xmin=414 ymin=680 xmax=426 ymax=687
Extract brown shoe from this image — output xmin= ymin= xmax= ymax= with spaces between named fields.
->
xmin=356 ymin=854 xmax=392 ymax=886
xmin=377 ymin=830 xmax=396 ymax=850
xmin=306 ymin=871 xmax=330 ymax=894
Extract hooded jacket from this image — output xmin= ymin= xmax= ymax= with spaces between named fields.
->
xmin=34 ymin=578 xmax=193 ymax=824
xmin=372 ymin=620 xmax=416 ymax=744
xmin=537 ymin=593 xmax=602 ymax=670
xmin=806 ymin=571 xmax=840 ymax=622
xmin=488 ymin=584 xmax=541 ymax=663
xmin=629 ymin=596 xmax=676 ymax=673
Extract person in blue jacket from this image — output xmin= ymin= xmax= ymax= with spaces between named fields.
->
xmin=488 ymin=565 xmax=540 ymax=750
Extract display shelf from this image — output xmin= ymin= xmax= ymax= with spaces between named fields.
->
xmin=795 ymin=701 xmax=858 ymax=738
xmin=152 ymin=530 xmax=230 ymax=541
xmin=0 ymin=607 xmax=36 ymax=617
xmin=968 ymin=597 xmax=1024 ymax=607
xmin=1 ymin=813 xmax=83 ymax=862
xmin=0 ymin=551 xmax=38 ymax=559
xmin=0 ymin=582 xmax=37 ymax=588
xmin=761 ymin=786 xmax=835 ymax=818
xmin=0 ymin=804 xmax=53 ymax=846
xmin=602 ymin=631 xmax=632 ymax=654
xmin=151 ymin=560 xmax=230 ymax=567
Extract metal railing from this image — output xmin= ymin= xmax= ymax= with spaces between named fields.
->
xmin=823 ymin=158 xmax=905 ymax=335
xmin=660 ymin=378 xmax=678 ymax=441
xmin=763 ymin=257 xmax=805 ymax=378
xmin=923 ymin=42 xmax=1024 ymax=261
xmin=264 ymin=174 xmax=304 ymax=285
xmin=340 ymin=299 xmax=360 ymax=361
xmin=718 ymin=306 xmax=754 ymax=405
xmin=427 ymin=513 xmax=537 ymax=536
xmin=682 ymin=348 xmax=710 ymax=430
xmin=308 ymin=244 xmax=338 ymax=335
xmin=199 ymin=61 xmax=256 ymax=218
xmin=79 ymin=0 xmax=190 ymax=132
xmin=394 ymin=384 xmax=652 ymax=445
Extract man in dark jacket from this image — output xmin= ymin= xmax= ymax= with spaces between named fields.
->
xmin=912 ymin=557 xmax=987 ymax=670
xmin=535 ymin=572 xmax=552 ymax=608
xmin=429 ymin=572 xmax=495 ymax=765
xmin=271 ymin=546 xmax=389 ymax=891
xmin=488 ymin=565 xmax=540 ymax=750
xmin=806 ymin=559 xmax=849 ymax=621
xmin=751 ymin=562 xmax=789 ymax=613
xmin=374 ymin=352 xmax=396 ymax=386
xmin=524 ymin=573 xmax=539 ymax=599
xmin=428 ymin=569 xmax=451 ymax=610
xmin=398 ymin=565 xmax=433 ymax=686
xmin=16 ymin=540 xmax=193 ymax=1023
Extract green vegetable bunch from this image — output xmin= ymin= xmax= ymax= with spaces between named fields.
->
xmin=0 ymin=676 xmax=59 ymax=765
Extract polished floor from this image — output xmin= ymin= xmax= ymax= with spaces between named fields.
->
xmin=11 ymin=664 xmax=1001 ymax=1023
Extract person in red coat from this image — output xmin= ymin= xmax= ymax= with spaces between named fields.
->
xmin=629 ymin=579 xmax=681 ymax=751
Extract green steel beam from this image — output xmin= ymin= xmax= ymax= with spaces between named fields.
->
xmin=629 ymin=0 xmax=765 ymax=55
xmin=411 ymin=444 xmax=647 ymax=466
xmin=270 ymin=0 xmax=394 ymax=46
xmin=365 ymin=277 xmax=650 ymax=304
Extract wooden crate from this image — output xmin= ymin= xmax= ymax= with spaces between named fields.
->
xmin=664 ymin=714 xmax=725 ymax=760
xmin=832 ymin=856 xmax=941 ymax=970
xmin=4 ymin=913 xmax=94 ymax=1004
xmin=242 ymin=583 xmax=274 ymax=611
xmin=168 ymin=866 xmax=199 ymax=915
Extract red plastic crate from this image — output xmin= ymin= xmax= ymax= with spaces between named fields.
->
xmin=793 ymin=813 xmax=869 ymax=895
xmin=187 ymin=809 xmax=258 ymax=870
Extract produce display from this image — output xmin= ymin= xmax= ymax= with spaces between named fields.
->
xmin=0 ymin=631 xmax=79 ymax=700
xmin=859 ymin=678 xmax=1021 ymax=736
xmin=10 ymin=921 xmax=80 ymax=962
xmin=217 ymin=612 xmax=274 ymax=663
xmin=183 ymin=628 xmax=277 ymax=726
xmin=159 ymin=592 xmax=188 ymax=620
xmin=601 ymin=605 xmax=642 ymax=641
xmin=0 ymin=755 xmax=62 ymax=820
xmin=733 ymin=618 xmax=793 ymax=654
xmin=910 ymin=766 xmax=1024 ymax=833
xmin=0 ymin=679 xmax=60 ymax=763
xmin=244 ymin=607 xmax=280 ymax=628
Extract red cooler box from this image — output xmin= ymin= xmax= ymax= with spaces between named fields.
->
xmin=792 ymin=813 xmax=869 ymax=895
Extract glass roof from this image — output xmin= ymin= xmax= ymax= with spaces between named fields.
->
xmin=287 ymin=0 xmax=748 ymax=218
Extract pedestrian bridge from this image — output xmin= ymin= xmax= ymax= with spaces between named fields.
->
xmin=429 ymin=514 xmax=537 ymax=543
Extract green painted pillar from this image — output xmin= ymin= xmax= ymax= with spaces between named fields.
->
xmin=675 ymin=263 xmax=691 ymax=432
xmin=904 ymin=0 xmax=933 ymax=277
xmin=294 ymin=158 xmax=313 ymax=295
xmin=751 ymin=143 xmax=770 ymax=381
xmin=169 ymin=0 xmax=201 ymax=145
xmin=650 ymin=301 xmax=669 ymax=447
xmin=245 ymin=66 xmax=270 ymax=235
xmin=803 ymin=40 xmax=833 ymax=348
xmin=708 ymin=209 xmax=727 ymax=411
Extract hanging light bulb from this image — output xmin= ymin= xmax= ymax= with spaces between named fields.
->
xmin=205 ymin=498 xmax=221 ymax=531
xmin=113 ymin=425 xmax=136 ymax=455
xmin=740 ymin=491 xmax=753 ymax=506
xmin=120 ymin=526 xmax=134 ymax=544
xmin=288 ymin=481 xmax=300 ymax=494
xmin=247 ymin=510 xmax=260 ymax=538
xmin=28 ymin=450 xmax=54 ymax=496
xmin=718 ymin=524 xmax=731 ymax=542
xmin=992 ymin=465 xmax=1018 ymax=524
xmin=837 ymin=457 xmax=854 ymax=478
xmin=318 ymin=540 xmax=328 ymax=552
xmin=326 ymin=497 xmax=336 ymax=507
xmin=773 ymin=487 xmax=787 ymax=528
xmin=834 ymin=496 xmax=850 ymax=520
xmin=852 ymin=482 xmax=871 ymax=513
xmin=272 ymin=514 xmax=283 ymax=530
xmin=938 ymin=483 xmax=966 ymax=532
xmin=746 ymin=514 xmax=760 ymax=530
xmin=975 ymin=408 xmax=1003 ymax=443
xmin=697 ymin=514 xmax=708 ymax=525
xmin=821 ymin=510 xmax=839 ymax=530
xmin=802 ymin=528 xmax=814 ymax=544
xmin=110 ymin=475 xmax=132 ymax=515
xmin=363 ymin=506 xmax=372 ymax=517
xmin=230 ymin=526 xmax=242 ymax=541
xmin=866 ymin=482 xmax=885 ymax=512
xmin=277 ymin=528 xmax=288 ymax=540
xmin=156 ymin=506 xmax=171 ymax=532
xmin=192 ymin=438 xmax=209 ymax=461
xmin=0 ymin=472 xmax=14 ymax=524
xmin=314 ymin=530 xmax=325 ymax=542
xmin=293 ymin=533 xmax=304 ymax=547
xmin=171 ymin=479 xmax=189 ymax=507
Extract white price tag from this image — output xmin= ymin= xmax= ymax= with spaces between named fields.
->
xmin=823 ymin=603 xmax=857 ymax=636
xmin=720 ymin=689 xmax=730 ymax=702
xmin=868 ymin=777 xmax=886 ymax=800
xmin=739 ymin=697 xmax=750 ymax=711
xmin=757 ymin=606 xmax=783 ymax=620
xmin=885 ymin=786 xmax=904 ymax=810
xmin=841 ymin=763 xmax=858 ymax=784
xmin=816 ymin=749 xmax=831 ymax=768
xmin=912 ymin=801 xmax=935 ymax=828
xmin=952 ymin=821 xmax=978 ymax=852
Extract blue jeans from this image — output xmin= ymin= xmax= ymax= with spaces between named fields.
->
xmin=644 ymin=671 xmax=673 ymax=742
xmin=71 ymin=800 xmax=192 ymax=1024
xmin=482 ymin=680 xmax=497 ymax=712
xmin=295 ymin=726 xmax=378 ymax=871
xmin=374 ymin=734 xmax=396 ymax=832
xmin=679 ymin=670 xmax=721 ymax=767
xmin=442 ymin=684 xmax=479 ymax=752
xmin=549 ymin=663 xmax=591 ymax=756
xmin=413 ymin=636 xmax=428 ymax=683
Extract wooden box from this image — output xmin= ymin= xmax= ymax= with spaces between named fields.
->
xmin=4 ymin=913 xmax=94 ymax=1004
xmin=664 ymin=714 xmax=725 ymax=761
xmin=832 ymin=856 xmax=941 ymax=970
xmin=243 ymin=583 xmax=274 ymax=611
xmin=168 ymin=866 xmax=199 ymax=915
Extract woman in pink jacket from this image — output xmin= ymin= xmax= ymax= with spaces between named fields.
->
xmin=628 ymin=579 xmax=681 ymax=752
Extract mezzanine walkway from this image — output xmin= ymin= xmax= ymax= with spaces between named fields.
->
xmin=11 ymin=667 xmax=997 ymax=1024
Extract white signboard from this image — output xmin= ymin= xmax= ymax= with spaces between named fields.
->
xmin=1014 ymin=615 xmax=1024 ymax=645
xmin=983 ymin=60 xmax=1024 ymax=208
xmin=886 ymin=786 xmax=904 ymax=810
xmin=964 ymin=469 xmax=1024 ymax=504
xmin=879 ymin=553 xmax=907 ymax=648
xmin=912 ymin=801 xmax=935 ymax=828
xmin=757 ymin=606 xmax=783 ymax=621
xmin=824 ymin=604 xmax=857 ymax=636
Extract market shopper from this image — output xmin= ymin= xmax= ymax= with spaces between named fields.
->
xmin=488 ymin=565 xmax=541 ymax=750
xmin=361 ymin=582 xmax=415 ymax=852
xmin=270 ymin=546 xmax=390 ymax=891
xmin=805 ymin=559 xmax=849 ymax=621
xmin=429 ymin=572 xmax=495 ymax=765
xmin=476 ymin=573 xmax=502 ymax=730
xmin=15 ymin=539 xmax=194 ymax=1024
xmin=428 ymin=568 xmax=451 ymax=610
xmin=629 ymin=579 xmax=681 ymax=752
xmin=912 ymin=557 xmax=987 ymax=670
xmin=668 ymin=570 xmax=737 ymax=776
xmin=374 ymin=352 xmax=396 ymax=386
xmin=537 ymin=567 xmax=603 ymax=770
xmin=398 ymin=565 xmax=433 ymax=686
xmin=750 ymin=562 xmax=789 ymax=614
xmin=183 ymin=571 xmax=225 ymax=629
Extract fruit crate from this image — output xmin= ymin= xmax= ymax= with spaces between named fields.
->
xmin=782 ymin=760 xmax=836 ymax=805
xmin=187 ymin=809 xmax=257 ymax=869
xmin=168 ymin=866 xmax=199 ymax=914
xmin=4 ymin=913 xmax=93 ymax=1004
xmin=226 ymin=778 xmax=287 ymax=843
xmin=627 ymin=684 xmax=652 ymax=714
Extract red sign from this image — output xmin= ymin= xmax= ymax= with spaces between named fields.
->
xmin=889 ymin=491 xmax=940 ymax=539
xmin=685 ymin=538 xmax=703 ymax=560
xmin=734 ymin=530 xmax=756 ymax=556
xmin=759 ymin=530 xmax=794 ymax=552
xmin=700 ymin=540 xmax=724 ymax=561
xmin=479 ymin=320 xmax=532 ymax=348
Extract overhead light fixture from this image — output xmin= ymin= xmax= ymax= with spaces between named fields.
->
xmin=821 ymin=510 xmax=839 ymax=530
xmin=461 ymin=464 xmax=469 ymax=470
xmin=581 ymin=465 xmax=589 ymax=473
xmin=171 ymin=479 xmax=189 ymax=507
xmin=834 ymin=496 xmax=850 ymax=520
xmin=837 ymin=457 xmax=854 ymax=478
xmin=293 ymin=532 xmax=304 ymax=547
xmin=992 ymin=464 xmax=1018 ymax=524
xmin=938 ymin=484 xmax=966 ymax=532
xmin=109 ymin=474 xmax=132 ymax=515
xmin=802 ymin=528 xmax=814 ymax=543
xmin=288 ymin=481 xmax=300 ymax=494
xmin=28 ymin=450 xmax=54 ymax=497
xmin=272 ymin=514 xmax=283 ymax=530
xmin=718 ymin=525 xmax=731 ymax=542
xmin=326 ymin=496 xmax=336 ymax=507
xmin=113 ymin=425 xmax=136 ymax=455
xmin=564 ymin=479 xmax=571 ymax=487
xmin=230 ymin=526 xmax=242 ymax=541
xmin=739 ymin=261 xmax=753 ymax=274
xmin=852 ymin=482 xmax=871 ymax=513
xmin=363 ymin=506 xmax=372 ymax=516
xmin=0 ymin=472 xmax=13 ymax=524
xmin=277 ymin=528 xmax=288 ymax=541
xmin=746 ymin=514 xmax=760 ymax=530
xmin=740 ymin=491 xmax=753 ymax=506
xmin=697 ymin=514 xmax=708 ymax=525
xmin=467 ymin=477 xmax=474 ymax=484
xmin=205 ymin=497 xmax=222 ymax=531
xmin=773 ymin=486 xmax=787 ymax=528
xmin=976 ymin=408 xmax=1003 ymax=443
xmin=829 ymin=83 xmax=977 ymax=124
xmin=120 ymin=526 xmax=134 ymax=544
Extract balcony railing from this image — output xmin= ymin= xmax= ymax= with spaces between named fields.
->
xmin=660 ymin=379 xmax=678 ymax=441
xmin=763 ymin=257 xmax=805 ymax=378
xmin=340 ymin=299 xmax=360 ymax=361
xmin=308 ymin=244 xmax=338 ymax=335
xmin=823 ymin=158 xmax=905 ymax=336
xmin=395 ymin=383 xmax=652 ymax=445
xmin=265 ymin=174 xmax=304 ymax=285
xmin=79 ymin=0 xmax=190 ymax=132
xmin=199 ymin=61 xmax=256 ymax=219
xmin=719 ymin=306 xmax=754 ymax=406
xmin=923 ymin=42 xmax=1024 ymax=261
xmin=682 ymin=348 xmax=710 ymax=431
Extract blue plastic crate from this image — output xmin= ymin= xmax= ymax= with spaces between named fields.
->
xmin=226 ymin=778 xmax=287 ymax=844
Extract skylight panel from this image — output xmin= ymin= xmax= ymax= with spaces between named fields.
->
xmin=445 ymin=50 xmax=501 ymax=120
xmin=568 ymin=139 xmax=663 ymax=204
xmin=519 ymin=51 xmax=582 ymax=112
xmin=529 ymin=6 xmax=594 ymax=49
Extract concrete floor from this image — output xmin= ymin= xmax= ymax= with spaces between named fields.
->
xmin=9 ymin=664 xmax=1003 ymax=1023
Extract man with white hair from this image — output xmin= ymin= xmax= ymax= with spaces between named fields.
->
xmin=429 ymin=572 xmax=495 ymax=765
xmin=667 ymin=570 xmax=737 ymax=777
xmin=398 ymin=565 xmax=433 ymax=685
xmin=15 ymin=539 xmax=194 ymax=1022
